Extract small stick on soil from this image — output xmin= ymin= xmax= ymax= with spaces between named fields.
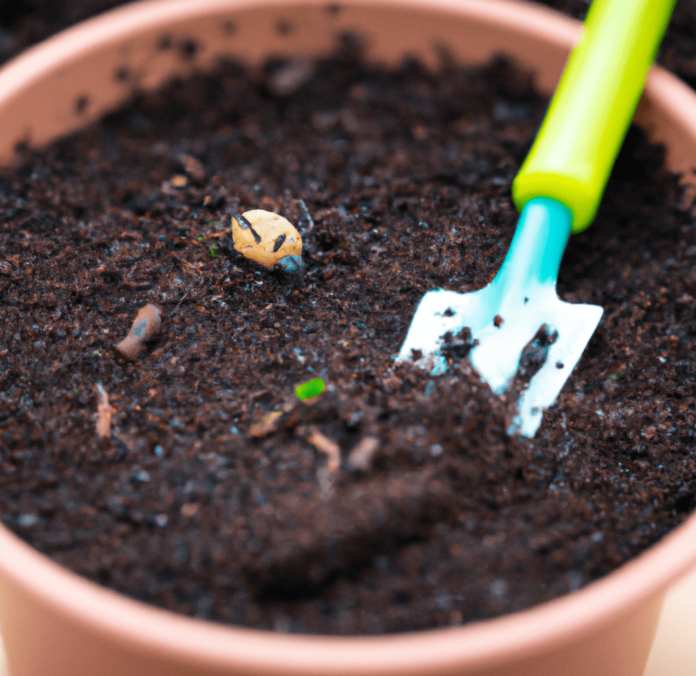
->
xmin=307 ymin=428 xmax=341 ymax=473
xmin=95 ymin=383 xmax=112 ymax=438
xmin=115 ymin=304 xmax=162 ymax=361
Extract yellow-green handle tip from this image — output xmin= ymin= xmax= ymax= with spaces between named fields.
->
xmin=513 ymin=0 xmax=677 ymax=234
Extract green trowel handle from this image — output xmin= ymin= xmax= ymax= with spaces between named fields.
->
xmin=511 ymin=0 xmax=676 ymax=233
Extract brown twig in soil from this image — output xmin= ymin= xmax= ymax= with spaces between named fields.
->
xmin=115 ymin=304 xmax=162 ymax=360
xmin=95 ymin=383 xmax=112 ymax=438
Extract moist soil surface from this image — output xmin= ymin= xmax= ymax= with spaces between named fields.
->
xmin=1 ymin=43 xmax=696 ymax=636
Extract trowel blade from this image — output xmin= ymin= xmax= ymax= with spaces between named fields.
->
xmin=396 ymin=282 xmax=602 ymax=437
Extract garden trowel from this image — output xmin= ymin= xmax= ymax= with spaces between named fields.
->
xmin=397 ymin=0 xmax=677 ymax=436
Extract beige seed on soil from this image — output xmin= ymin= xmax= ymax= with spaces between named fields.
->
xmin=115 ymin=304 xmax=162 ymax=361
xmin=231 ymin=209 xmax=303 ymax=272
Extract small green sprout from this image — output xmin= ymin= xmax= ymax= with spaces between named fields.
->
xmin=209 ymin=243 xmax=218 ymax=258
xmin=611 ymin=372 xmax=626 ymax=380
xmin=72 ymin=387 xmax=79 ymax=394
xmin=197 ymin=235 xmax=204 ymax=242
xmin=295 ymin=378 xmax=325 ymax=401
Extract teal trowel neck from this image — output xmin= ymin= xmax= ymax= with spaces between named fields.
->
xmin=493 ymin=197 xmax=572 ymax=292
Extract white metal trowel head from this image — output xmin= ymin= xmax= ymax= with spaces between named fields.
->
xmin=397 ymin=198 xmax=603 ymax=437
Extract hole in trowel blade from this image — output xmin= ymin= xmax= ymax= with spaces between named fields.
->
xmin=410 ymin=348 xmax=423 ymax=362
xmin=493 ymin=314 xmax=504 ymax=328
xmin=441 ymin=327 xmax=478 ymax=362
xmin=556 ymin=361 xmax=564 ymax=369
xmin=443 ymin=308 xmax=455 ymax=317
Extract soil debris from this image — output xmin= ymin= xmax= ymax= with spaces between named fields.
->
xmin=114 ymin=304 xmax=162 ymax=361
xmin=345 ymin=436 xmax=380 ymax=471
xmin=94 ymin=383 xmax=113 ymax=438
xmin=177 ymin=153 xmax=206 ymax=182
xmin=306 ymin=428 xmax=341 ymax=472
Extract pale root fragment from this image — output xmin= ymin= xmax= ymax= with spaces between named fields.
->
xmin=231 ymin=209 xmax=303 ymax=271
xmin=345 ymin=436 xmax=380 ymax=471
xmin=307 ymin=428 xmax=341 ymax=473
xmin=115 ymin=304 xmax=162 ymax=361
xmin=95 ymin=383 xmax=113 ymax=438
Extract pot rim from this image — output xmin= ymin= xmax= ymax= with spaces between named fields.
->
xmin=1 ymin=0 xmax=695 ymax=673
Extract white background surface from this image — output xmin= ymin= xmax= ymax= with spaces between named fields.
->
xmin=0 ymin=567 xmax=694 ymax=675
xmin=644 ymin=566 xmax=696 ymax=676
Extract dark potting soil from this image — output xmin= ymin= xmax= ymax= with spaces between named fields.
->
xmin=1 ymin=41 xmax=696 ymax=636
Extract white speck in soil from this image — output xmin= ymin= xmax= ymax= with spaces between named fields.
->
xmin=18 ymin=514 xmax=39 ymax=528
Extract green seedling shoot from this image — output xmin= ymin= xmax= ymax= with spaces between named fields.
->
xmin=295 ymin=378 xmax=325 ymax=401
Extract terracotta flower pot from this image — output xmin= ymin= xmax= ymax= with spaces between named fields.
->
xmin=1 ymin=1 xmax=696 ymax=675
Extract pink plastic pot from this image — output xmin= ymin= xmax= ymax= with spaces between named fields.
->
xmin=1 ymin=1 xmax=695 ymax=675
